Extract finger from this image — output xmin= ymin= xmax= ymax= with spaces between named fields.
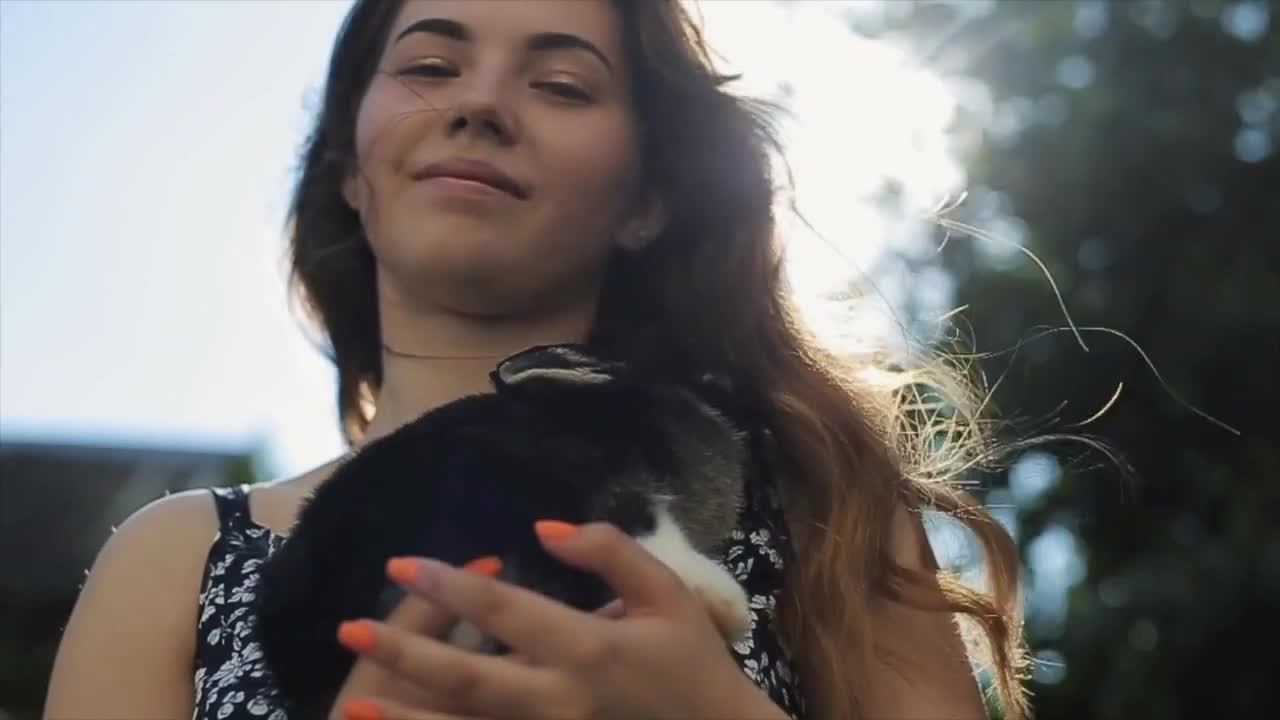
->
xmin=388 ymin=556 xmax=606 ymax=662
xmin=335 ymin=597 xmax=449 ymax=710
xmin=332 ymin=568 xmax=476 ymax=714
xmin=338 ymin=696 xmax=470 ymax=720
xmin=337 ymin=618 xmax=569 ymax=718
xmin=383 ymin=555 xmax=506 ymax=636
xmin=534 ymin=520 xmax=689 ymax=613
xmin=593 ymin=598 xmax=626 ymax=619
xmin=381 ymin=588 xmax=458 ymax=638
xmin=336 ymin=656 xmax=437 ymax=711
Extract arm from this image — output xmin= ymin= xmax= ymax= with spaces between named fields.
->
xmin=44 ymin=489 xmax=218 ymax=720
xmin=858 ymin=504 xmax=989 ymax=719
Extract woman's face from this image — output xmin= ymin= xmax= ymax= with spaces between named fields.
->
xmin=345 ymin=0 xmax=656 ymax=316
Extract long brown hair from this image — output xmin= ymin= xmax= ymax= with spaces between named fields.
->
xmin=287 ymin=1 xmax=1029 ymax=718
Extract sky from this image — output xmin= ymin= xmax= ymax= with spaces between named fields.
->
xmin=0 ymin=0 xmax=967 ymax=478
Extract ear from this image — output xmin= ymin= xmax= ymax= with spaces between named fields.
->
xmin=341 ymin=171 xmax=364 ymax=214
xmin=615 ymin=192 xmax=669 ymax=251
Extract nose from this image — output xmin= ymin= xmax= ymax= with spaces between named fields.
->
xmin=445 ymin=76 xmax=516 ymax=146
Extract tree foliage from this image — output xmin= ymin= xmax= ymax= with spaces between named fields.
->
xmin=855 ymin=2 xmax=1278 ymax=717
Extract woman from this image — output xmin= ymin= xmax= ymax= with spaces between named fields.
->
xmin=45 ymin=1 xmax=1027 ymax=719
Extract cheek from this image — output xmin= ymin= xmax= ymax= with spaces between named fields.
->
xmin=511 ymin=114 xmax=640 ymax=280
xmin=541 ymin=112 xmax=641 ymax=213
xmin=352 ymin=91 xmax=390 ymax=179
xmin=353 ymin=78 xmax=438 ymax=182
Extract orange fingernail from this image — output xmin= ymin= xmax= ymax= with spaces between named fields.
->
xmin=336 ymin=620 xmax=375 ymax=654
xmin=386 ymin=556 xmax=420 ymax=586
xmin=534 ymin=520 xmax=579 ymax=543
xmin=343 ymin=698 xmax=383 ymax=720
xmin=463 ymin=556 xmax=503 ymax=576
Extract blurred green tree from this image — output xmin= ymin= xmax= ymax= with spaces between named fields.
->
xmin=852 ymin=1 xmax=1278 ymax=718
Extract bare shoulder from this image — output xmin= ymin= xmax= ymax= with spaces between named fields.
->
xmin=117 ymin=486 xmax=221 ymax=544
xmin=44 ymin=451 xmax=348 ymax=719
xmin=89 ymin=488 xmax=223 ymax=581
xmin=44 ymin=488 xmax=221 ymax=718
xmin=66 ymin=487 xmax=220 ymax=611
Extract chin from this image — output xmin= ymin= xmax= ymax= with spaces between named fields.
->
xmin=386 ymin=261 xmax=594 ymax=318
xmin=376 ymin=217 xmax=608 ymax=313
xmin=380 ymin=262 xmax=545 ymax=316
xmin=406 ymin=234 xmax=519 ymax=271
xmin=382 ymin=245 xmax=519 ymax=295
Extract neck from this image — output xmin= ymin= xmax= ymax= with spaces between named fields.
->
xmin=360 ymin=294 xmax=597 ymax=446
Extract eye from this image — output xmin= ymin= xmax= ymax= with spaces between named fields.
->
xmin=534 ymin=80 xmax=592 ymax=103
xmin=398 ymin=59 xmax=458 ymax=79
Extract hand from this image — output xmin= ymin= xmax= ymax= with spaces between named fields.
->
xmin=328 ymin=585 xmax=463 ymax=720
xmin=333 ymin=521 xmax=788 ymax=720
xmin=329 ymin=559 xmax=626 ymax=720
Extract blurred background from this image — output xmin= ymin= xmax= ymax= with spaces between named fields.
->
xmin=1 ymin=1 xmax=1275 ymax=718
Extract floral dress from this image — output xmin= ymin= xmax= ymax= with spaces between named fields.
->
xmin=192 ymin=469 xmax=807 ymax=719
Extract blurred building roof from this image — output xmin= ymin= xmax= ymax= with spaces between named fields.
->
xmin=0 ymin=437 xmax=258 ymax=598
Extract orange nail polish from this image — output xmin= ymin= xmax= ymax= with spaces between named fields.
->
xmin=463 ymin=556 xmax=503 ymax=576
xmin=386 ymin=556 xmax=421 ymax=586
xmin=336 ymin=620 xmax=375 ymax=654
xmin=534 ymin=520 xmax=579 ymax=543
xmin=343 ymin=698 xmax=384 ymax=720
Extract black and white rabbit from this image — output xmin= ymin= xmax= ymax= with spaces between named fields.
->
xmin=256 ymin=345 xmax=755 ymax=717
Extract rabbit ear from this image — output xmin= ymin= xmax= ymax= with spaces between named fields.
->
xmin=494 ymin=344 xmax=622 ymax=388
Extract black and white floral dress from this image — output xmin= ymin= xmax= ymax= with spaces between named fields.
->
xmin=192 ymin=469 xmax=808 ymax=719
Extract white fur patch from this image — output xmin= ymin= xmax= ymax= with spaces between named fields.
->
xmin=447 ymin=620 xmax=489 ymax=651
xmin=637 ymin=505 xmax=752 ymax=643
xmin=443 ymin=504 xmax=751 ymax=653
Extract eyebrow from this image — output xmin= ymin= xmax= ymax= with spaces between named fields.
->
xmin=394 ymin=18 xmax=615 ymax=75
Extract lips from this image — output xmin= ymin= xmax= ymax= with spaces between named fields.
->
xmin=414 ymin=158 xmax=530 ymax=199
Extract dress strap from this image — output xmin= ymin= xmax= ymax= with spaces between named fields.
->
xmin=207 ymin=484 xmax=254 ymax=534
xmin=746 ymin=425 xmax=798 ymax=564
